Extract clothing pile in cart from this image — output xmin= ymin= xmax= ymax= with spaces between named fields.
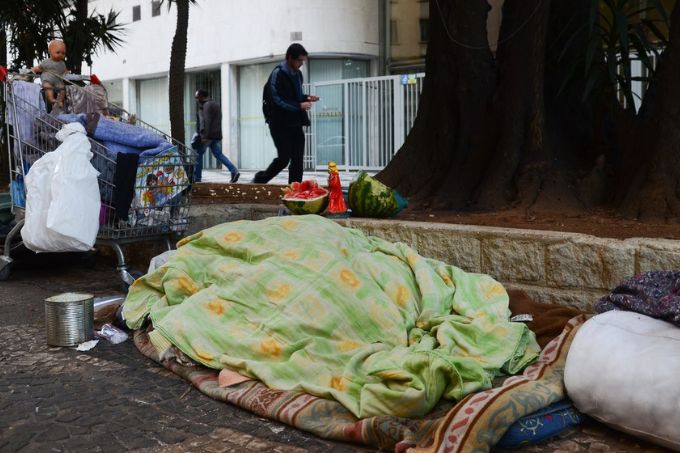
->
xmin=57 ymin=112 xmax=188 ymax=229
xmin=6 ymin=78 xmax=189 ymax=231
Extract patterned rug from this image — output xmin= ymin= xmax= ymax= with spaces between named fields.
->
xmin=133 ymin=315 xmax=586 ymax=452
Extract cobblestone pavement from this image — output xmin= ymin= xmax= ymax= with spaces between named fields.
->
xmin=0 ymin=256 xmax=372 ymax=453
xmin=0 ymin=253 xmax=670 ymax=452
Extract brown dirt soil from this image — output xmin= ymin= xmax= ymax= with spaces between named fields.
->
xmin=397 ymin=206 xmax=680 ymax=240
xmin=194 ymin=183 xmax=680 ymax=240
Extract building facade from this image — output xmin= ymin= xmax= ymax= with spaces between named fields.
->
xmin=87 ymin=0 xmax=384 ymax=170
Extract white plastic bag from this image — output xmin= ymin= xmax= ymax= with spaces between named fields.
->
xmin=95 ymin=323 xmax=128 ymax=344
xmin=564 ymin=311 xmax=680 ymax=451
xmin=21 ymin=122 xmax=101 ymax=252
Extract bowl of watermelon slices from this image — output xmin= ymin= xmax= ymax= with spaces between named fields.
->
xmin=281 ymin=180 xmax=329 ymax=215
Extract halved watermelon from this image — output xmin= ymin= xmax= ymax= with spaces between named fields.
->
xmin=348 ymin=172 xmax=407 ymax=218
xmin=282 ymin=180 xmax=329 ymax=215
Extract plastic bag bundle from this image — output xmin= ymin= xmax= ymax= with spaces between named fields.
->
xmin=95 ymin=323 xmax=128 ymax=344
xmin=21 ymin=122 xmax=101 ymax=252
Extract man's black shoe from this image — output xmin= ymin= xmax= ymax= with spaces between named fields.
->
xmin=252 ymin=171 xmax=267 ymax=184
xmin=230 ymin=172 xmax=240 ymax=183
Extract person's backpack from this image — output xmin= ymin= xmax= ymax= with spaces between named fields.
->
xmin=262 ymin=77 xmax=274 ymax=124
xmin=262 ymin=68 xmax=310 ymax=127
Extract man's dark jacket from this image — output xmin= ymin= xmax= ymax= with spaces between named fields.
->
xmin=269 ymin=63 xmax=310 ymax=128
xmin=198 ymin=99 xmax=222 ymax=140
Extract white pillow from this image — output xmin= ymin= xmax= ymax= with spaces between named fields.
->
xmin=564 ymin=311 xmax=680 ymax=450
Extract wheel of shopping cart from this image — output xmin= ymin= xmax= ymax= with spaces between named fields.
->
xmin=0 ymin=260 xmax=12 ymax=281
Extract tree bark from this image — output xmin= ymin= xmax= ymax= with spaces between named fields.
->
xmin=168 ymin=0 xmax=189 ymax=145
xmin=618 ymin=1 xmax=680 ymax=220
xmin=475 ymin=0 xmax=552 ymax=210
xmin=67 ymin=0 xmax=89 ymax=74
xmin=0 ymin=27 xmax=6 ymax=67
xmin=377 ymin=0 xmax=496 ymax=209
xmin=378 ymin=0 xmax=596 ymax=213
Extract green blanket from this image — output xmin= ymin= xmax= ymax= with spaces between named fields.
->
xmin=124 ymin=215 xmax=539 ymax=418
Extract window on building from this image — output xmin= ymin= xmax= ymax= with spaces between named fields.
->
xmin=307 ymin=59 xmax=369 ymax=167
xmin=389 ymin=0 xmax=429 ymax=73
xmin=238 ymin=62 xmax=279 ymax=170
xmin=137 ymin=77 xmax=169 ymax=133
xmin=151 ymin=1 xmax=161 ymax=17
xmin=419 ymin=18 xmax=429 ymax=42
xmin=132 ymin=5 xmax=141 ymax=21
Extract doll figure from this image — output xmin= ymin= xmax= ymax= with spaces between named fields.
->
xmin=32 ymin=40 xmax=69 ymax=110
xmin=327 ymin=161 xmax=347 ymax=215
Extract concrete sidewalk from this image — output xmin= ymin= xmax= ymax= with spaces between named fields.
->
xmin=200 ymin=168 xmax=363 ymax=188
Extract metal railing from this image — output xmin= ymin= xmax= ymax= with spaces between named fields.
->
xmin=307 ymin=73 xmax=424 ymax=171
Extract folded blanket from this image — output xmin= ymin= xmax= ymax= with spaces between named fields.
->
xmin=508 ymin=289 xmax=586 ymax=347
xmin=131 ymin=314 xmax=586 ymax=452
xmin=86 ymin=113 xmax=168 ymax=149
xmin=139 ymin=141 xmax=174 ymax=157
xmin=124 ymin=215 xmax=540 ymax=419
xmin=102 ymin=137 xmax=173 ymax=158
xmin=102 ymin=141 xmax=142 ymax=155
xmin=412 ymin=315 xmax=587 ymax=453
xmin=595 ymin=270 xmax=680 ymax=327
xmin=57 ymin=113 xmax=173 ymax=157
xmin=56 ymin=113 xmax=87 ymax=127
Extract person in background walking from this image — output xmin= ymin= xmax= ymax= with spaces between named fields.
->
xmin=253 ymin=43 xmax=319 ymax=184
xmin=193 ymin=89 xmax=239 ymax=183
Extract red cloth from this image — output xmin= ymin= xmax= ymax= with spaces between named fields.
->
xmin=89 ymin=74 xmax=101 ymax=85
xmin=0 ymin=66 xmax=8 ymax=82
xmin=327 ymin=171 xmax=347 ymax=213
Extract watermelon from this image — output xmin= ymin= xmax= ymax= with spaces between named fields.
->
xmin=348 ymin=172 xmax=407 ymax=218
xmin=282 ymin=180 xmax=329 ymax=215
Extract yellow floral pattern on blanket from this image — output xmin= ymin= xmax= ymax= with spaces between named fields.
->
xmin=123 ymin=215 xmax=540 ymax=419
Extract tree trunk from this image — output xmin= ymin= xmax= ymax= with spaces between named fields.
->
xmin=168 ymin=0 xmax=189 ymax=145
xmin=67 ymin=0 xmax=89 ymax=74
xmin=619 ymin=1 xmax=680 ymax=220
xmin=0 ymin=26 xmax=6 ymax=67
xmin=377 ymin=0 xmax=496 ymax=209
xmin=378 ymin=0 xmax=597 ymax=214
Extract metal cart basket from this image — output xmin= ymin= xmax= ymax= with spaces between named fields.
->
xmin=1 ymin=72 xmax=195 ymax=286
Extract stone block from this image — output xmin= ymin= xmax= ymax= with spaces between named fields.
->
xmin=546 ymin=288 xmax=606 ymax=312
xmin=481 ymin=238 xmax=545 ymax=283
xmin=504 ymin=284 xmax=551 ymax=306
xmin=508 ymin=284 xmax=605 ymax=311
xmin=414 ymin=228 xmax=481 ymax=273
xmin=345 ymin=219 xmax=419 ymax=250
xmin=547 ymin=240 xmax=635 ymax=290
xmin=635 ymin=239 xmax=680 ymax=273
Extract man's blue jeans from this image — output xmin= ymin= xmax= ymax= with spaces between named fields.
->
xmin=193 ymin=140 xmax=238 ymax=182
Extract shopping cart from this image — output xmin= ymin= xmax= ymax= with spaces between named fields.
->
xmin=1 ymin=71 xmax=195 ymax=287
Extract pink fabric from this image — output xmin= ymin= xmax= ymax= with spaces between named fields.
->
xmin=218 ymin=369 xmax=252 ymax=388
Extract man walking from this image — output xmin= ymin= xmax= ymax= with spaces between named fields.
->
xmin=193 ymin=89 xmax=239 ymax=183
xmin=253 ymin=43 xmax=318 ymax=184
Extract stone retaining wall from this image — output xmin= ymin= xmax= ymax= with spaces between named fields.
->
xmin=189 ymin=204 xmax=680 ymax=311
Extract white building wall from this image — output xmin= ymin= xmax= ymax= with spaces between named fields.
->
xmin=86 ymin=0 xmax=381 ymax=80
xmin=84 ymin=0 xmax=380 ymax=168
